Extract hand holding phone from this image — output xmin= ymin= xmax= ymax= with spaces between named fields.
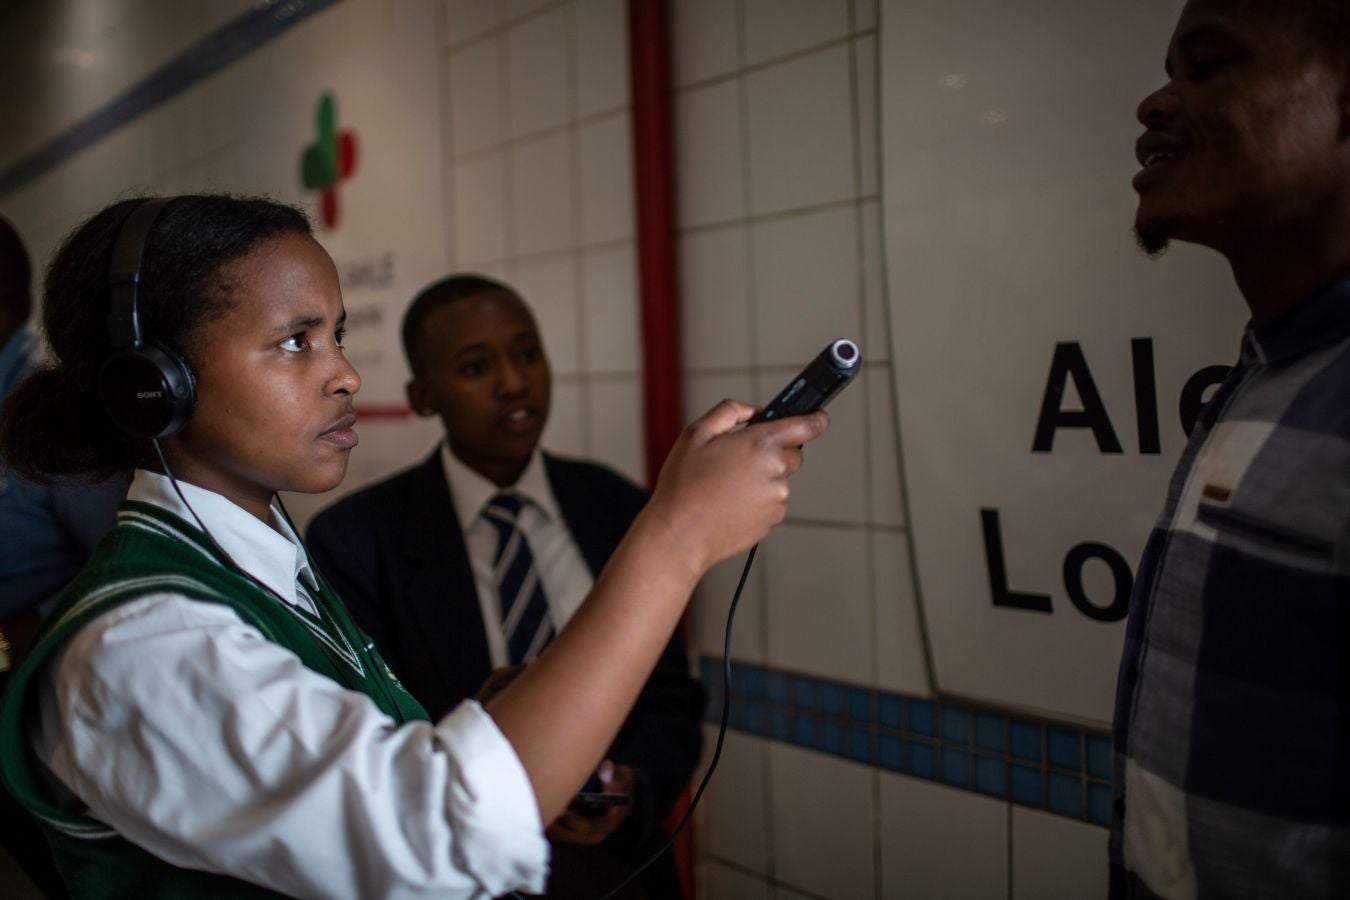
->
xmin=750 ymin=338 xmax=860 ymax=424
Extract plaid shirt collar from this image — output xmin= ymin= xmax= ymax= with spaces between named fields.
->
xmin=1244 ymin=271 xmax=1350 ymax=367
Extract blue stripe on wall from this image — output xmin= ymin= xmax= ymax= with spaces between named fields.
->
xmin=699 ymin=655 xmax=1114 ymax=828
xmin=0 ymin=0 xmax=342 ymax=200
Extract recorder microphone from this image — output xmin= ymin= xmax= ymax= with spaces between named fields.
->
xmin=751 ymin=338 xmax=861 ymax=423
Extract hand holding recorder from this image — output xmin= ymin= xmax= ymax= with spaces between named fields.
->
xmin=487 ymin=342 xmax=849 ymax=827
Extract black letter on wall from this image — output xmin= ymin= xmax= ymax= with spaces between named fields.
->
xmin=1062 ymin=542 xmax=1132 ymax=622
xmin=982 ymin=508 xmax=1053 ymax=613
xmin=1132 ymin=338 xmax=1161 ymax=455
xmin=1179 ymin=365 xmax=1232 ymax=437
xmin=1031 ymin=342 xmax=1123 ymax=453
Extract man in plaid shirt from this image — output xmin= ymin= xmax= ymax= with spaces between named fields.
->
xmin=1113 ymin=0 xmax=1350 ymax=897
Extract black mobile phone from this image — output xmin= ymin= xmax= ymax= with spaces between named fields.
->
xmin=571 ymin=773 xmax=630 ymax=817
xmin=570 ymin=791 xmax=631 ymax=816
xmin=750 ymin=338 xmax=861 ymax=424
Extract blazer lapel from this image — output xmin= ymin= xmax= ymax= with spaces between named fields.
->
xmin=545 ymin=453 xmax=616 ymax=578
xmin=400 ymin=452 xmax=493 ymax=712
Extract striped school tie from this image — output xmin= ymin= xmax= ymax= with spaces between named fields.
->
xmin=482 ymin=493 xmax=554 ymax=664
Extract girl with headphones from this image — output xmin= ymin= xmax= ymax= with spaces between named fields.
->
xmin=0 ymin=195 xmax=828 ymax=899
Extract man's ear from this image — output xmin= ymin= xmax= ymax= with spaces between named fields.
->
xmin=406 ymin=379 xmax=435 ymax=417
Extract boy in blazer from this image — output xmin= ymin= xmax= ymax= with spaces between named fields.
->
xmin=308 ymin=275 xmax=704 ymax=899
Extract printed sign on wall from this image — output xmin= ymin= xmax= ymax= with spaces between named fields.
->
xmin=881 ymin=0 xmax=1245 ymax=724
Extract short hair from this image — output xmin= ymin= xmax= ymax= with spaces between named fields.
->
xmin=401 ymin=274 xmax=522 ymax=378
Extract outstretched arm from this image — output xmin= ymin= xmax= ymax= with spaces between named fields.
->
xmin=485 ymin=400 xmax=828 ymax=824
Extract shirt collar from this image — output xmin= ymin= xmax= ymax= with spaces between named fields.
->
xmin=128 ymin=469 xmax=317 ymax=607
xmin=1245 ymin=272 xmax=1350 ymax=367
xmin=440 ymin=444 xmax=558 ymax=532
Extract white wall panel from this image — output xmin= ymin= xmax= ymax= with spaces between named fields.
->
xmin=882 ymin=0 xmax=1238 ymax=724
xmin=746 ymin=45 xmax=855 ymax=216
xmin=880 ymin=772 xmax=1008 ymax=899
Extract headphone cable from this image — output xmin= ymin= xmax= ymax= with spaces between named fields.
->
xmin=149 ymin=441 xmax=307 ymax=614
xmin=512 ymin=545 xmax=757 ymax=900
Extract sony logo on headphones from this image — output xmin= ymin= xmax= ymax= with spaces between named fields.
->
xmin=137 ymin=391 xmax=163 ymax=400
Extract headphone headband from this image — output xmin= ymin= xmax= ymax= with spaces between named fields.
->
xmin=107 ymin=197 xmax=172 ymax=350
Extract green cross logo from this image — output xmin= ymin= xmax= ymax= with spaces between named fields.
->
xmin=300 ymin=93 xmax=358 ymax=228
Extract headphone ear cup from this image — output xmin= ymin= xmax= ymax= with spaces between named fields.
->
xmin=98 ymin=343 xmax=197 ymax=439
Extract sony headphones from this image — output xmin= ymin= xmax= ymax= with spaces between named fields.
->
xmin=99 ymin=197 xmax=197 ymax=439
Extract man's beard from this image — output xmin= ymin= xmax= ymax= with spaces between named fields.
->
xmin=1134 ymin=215 xmax=1172 ymax=258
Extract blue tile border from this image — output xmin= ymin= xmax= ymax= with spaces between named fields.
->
xmin=699 ymin=655 xmax=1113 ymax=830
xmin=0 ymin=0 xmax=341 ymax=199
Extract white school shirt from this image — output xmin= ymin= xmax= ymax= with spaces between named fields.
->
xmin=441 ymin=446 xmax=595 ymax=669
xmin=33 ymin=469 xmax=549 ymax=900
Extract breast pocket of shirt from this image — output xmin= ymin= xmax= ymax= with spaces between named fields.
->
xmin=1194 ymin=499 xmax=1338 ymax=566
xmin=1179 ymin=421 xmax=1350 ymax=573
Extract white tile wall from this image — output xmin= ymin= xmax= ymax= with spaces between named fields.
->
xmin=855 ymin=35 xmax=880 ymax=199
xmin=451 ymin=152 xmax=509 ymax=264
xmin=770 ymin=743 xmax=876 ymax=899
xmin=444 ymin=0 xmax=501 ymax=46
xmin=746 ymin=45 xmax=856 ymax=216
xmin=586 ymin=377 xmax=644 ymax=484
xmin=575 ymin=0 xmax=629 ymax=116
xmin=675 ymin=80 xmax=746 ymax=229
xmin=873 ymin=530 xmax=930 ymax=695
xmin=743 ymin=0 xmax=850 ymax=68
xmin=860 ymin=200 xmax=889 ymax=362
xmin=513 ymin=254 xmax=580 ymax=374
xmin=855 ymin=0 xmax=880 ymax=33
xmin=543 ymin=378 xmax=587 ymax=458
xmin=763 ymin=524 xmax=872 ymax=684
xmin=580 ymin=243 xmax=640 ymax=374
xmin=670 ymin=0 xmax=740 ymax=88
xmin=578 ymin=112 xmax=634 ymax=245
xmin=699 ymin=728 xmax=773 ymax=876
xmin=507 ymin=7 xmax=571 ymax=138
xmin=507 ymin=0 xmax=557 ymax=23
xmin=750 ymin=205 xmax=862 ymax=367
xmin=880 ymin=772 xmax=1009 ymax=899
xmin=510 ymin=132 xmax=575 ymax=255
xmin=866 ymin=368 xmax=906 ymax=526
xmin=447 ymin=36 xmax=504 ymax=157
xmin=440 ymin=1 xmax=643 ymax=539
xmin=702 ymin=860 xmax=771 ymax=900
xmin=1011 ymin=808 xmax=1109 ymax=900
xmin=679 ymin=225 xmax=753 ymax=370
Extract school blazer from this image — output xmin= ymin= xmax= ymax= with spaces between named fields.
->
xmin=306 ymin=450 xmax=706 ymax=839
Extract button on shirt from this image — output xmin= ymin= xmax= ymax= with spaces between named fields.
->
xmin=34 ymin=469 xmax=549 ymax=900
xmin=1110 ymin=274 xmax=1350 ymax=899
xmin=441 ymin=445 xmax=594 ymax=669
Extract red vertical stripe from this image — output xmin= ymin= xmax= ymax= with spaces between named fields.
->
xmin=628 ymin=0 xmax=681 ymax=489
xmin=629 ymin=3 xmax=696 ymax=899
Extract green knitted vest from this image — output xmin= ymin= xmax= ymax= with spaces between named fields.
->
xmin=0 ymin=501 xmax=430 ymax=899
